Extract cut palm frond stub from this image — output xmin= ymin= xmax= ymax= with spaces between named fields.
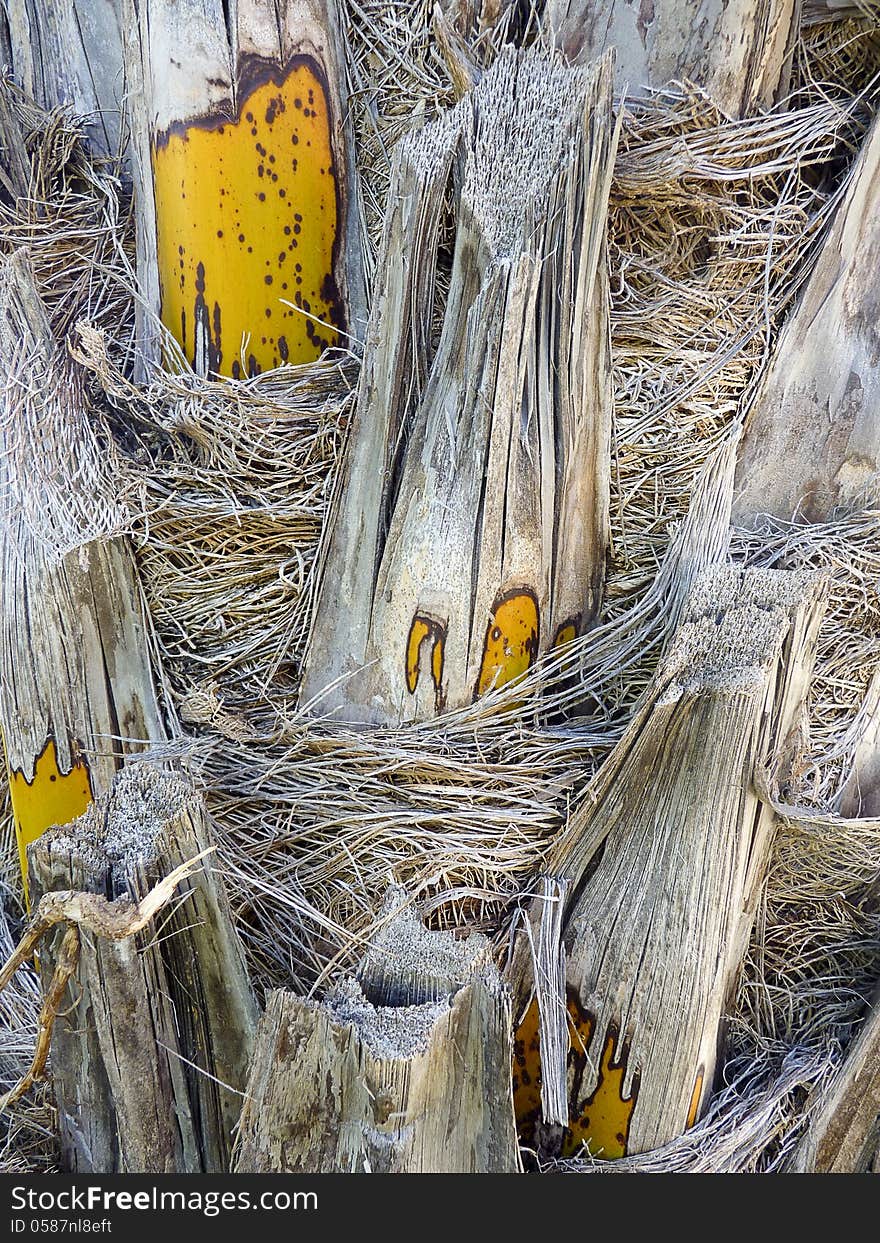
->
xmin=542 ymin=0 xmax=800 ymax=115
xmin=0 ymin=249 xmax=167 ymax=903
xmin=234 ymin=888 xmax=520 ymax=1173
xmin=511 ymin=565 xmax=828 ymax=1158
xmin=735 ymin=108 xmax=880 ymax=526
xmin=125 ymin=0 xmax=366 ymax=375
xmin=28 ymin=763 xmax=258 ymax=1173
xmin=300 ymin=47 xmax=619 ymax=723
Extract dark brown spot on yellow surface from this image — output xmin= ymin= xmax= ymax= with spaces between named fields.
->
xmin=476 ymin=589 xmax=539 ymax=698
xmin=564 ymin=1002 xmax=639 ymax=1159
xmin=152 ymin=58 xmax=343 ymax=377
xmin=513 ymin=990 xmax=640 ymax=1160
xmin=512 ymin=997 xmax=544 ymax=1145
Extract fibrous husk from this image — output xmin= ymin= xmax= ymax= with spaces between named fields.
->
xmin=2 ymin=2 xmax=880 ymax=1176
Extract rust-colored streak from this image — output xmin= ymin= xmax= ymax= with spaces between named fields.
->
xmin=405 ymin=614 xmax=446 ymax=703
xmin=476 ymin=589 xmax=539 ymax=699
xmin=152 ymin=58 xmax=342 ymax=378
xmin=6 ymin=737 xmax=93 ymax=907
xmin=686 ymin=1067 xmax=705 ymax=1130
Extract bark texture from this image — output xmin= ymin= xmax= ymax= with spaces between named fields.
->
xmin=790 ymin=991 xmax=880 ymax=1172
xmin=124 ymin=0 xmax=366 ymax=373
xmin=29 ymin=763 xmax=259 ymax=1173
xmin=300 ymin=47 xmax=617 ymax=723
xmin=543 ymin=0 xmax=799 ymax=115
xmin=234 ymin=893 xmax=521 ymax=1172
xmin=510 ymin=565 xmax=827 ymax=1157
xmin=734 ymin=110 xmax=880 ymax=525
xmin=0 ymin=253 xmax=167 ymax=899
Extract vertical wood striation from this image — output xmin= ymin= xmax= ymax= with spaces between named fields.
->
xmin=300 ymin=48 xmax=618 ymax=723
xmin=542 ymin=0 xmax=800 ymax=116
xmin=29 ymin=763 xmax=259 ymax=1173
xmin=734 ymin=111 xmax=880 ymax=525
xmin=510 ymin=565 xmax=828 ymax=1157
xmin=2 ymin=0 xmax=125 ymax=155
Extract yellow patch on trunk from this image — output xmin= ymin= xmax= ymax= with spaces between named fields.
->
xmin=152 ymin=59 xmax=341 ymax=378
xmin=553 ymin=621 xmax=578 ymax=648
xmin=512 ymin=997 xmax=544 ymax=1143
xmin=513 ymin=991 xmax=639 ymax=1159
xmin=565 ymin=1022 xmax=638 ymax=1159
xmin=476 ymin=590 xmax=539 ymax=698
xmin=7 ymin=737 xmax=93 ymax=907
xmin=406 ymin=614 xmax=446 ymax=703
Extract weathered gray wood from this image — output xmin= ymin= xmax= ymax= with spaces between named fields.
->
xmin=1 ymin=0 xmax=125 ymax=155
xmin=439 ymin=0 xmax=526 ymax=38
xmin=734 ymin=110 xmax=880 ymax=526
xmin=542 ymin=0 xmax=800 ymax=115
xmin=124 ymin=0 xmax=366 ymax=374
xmin=790 ymin=988 xmax=880 ymax=1172
xmin=509 ymin=565 xmax=827 ymax=1157
xmin=300 ymin=47 xmax=617 ymax=723
xmin=0 ymin=251 xmax=168 ymax=901
xmin=29 ymin=763 xmax=259 ymax=1173
xmin=802 ymin=0 xmax=880 ymax=24
xmin=234 ymin=894 xmax=521 ymax=1172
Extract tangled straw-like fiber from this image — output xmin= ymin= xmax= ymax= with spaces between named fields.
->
xmin=1 ymin=3 xmax=880 ymax=1174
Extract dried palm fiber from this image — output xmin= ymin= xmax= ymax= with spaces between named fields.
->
xmin=732 ymin=508 xmax=880 ymax=808
xmin=797 ymin=9 xmax=880 ymax=100
xmin=125 ymin=431 xmax=738 ymax=997
xmin=2 ymin=3 xmax=880 ymax=1175
xmin=0 ymin=86 xmax=165 ymax=1170
xmin=112 ymin=5 xmax=877 ymax=730
xmin=734 ymin=110 xmax=880 ymax=523
xmin=804 ymin=0 xmax=880 ymax=24
xmin=0 ymin=886 xmax=57 ymax=1173
xmin=338 ymin=1 xmax=530 ymax=269
xmin=0 ymin=780 xmax=56 ymax=1173
xmin=531 ymin=546 xmax=880 ymax=1169
xmin=0 ymin=88 xmax=170 ymax=870
xmin=82 ymin=0 xmax=880 ymax=994
xmin=788 ymin=981 xmax=880 ymax=1170
xmin=722 ymin=22 xmax=880 ymax=1162
xmin=569 ymin=492 xmax=880 ymax=1170
xmin=71 ymin=336 xmax=357 ymax=717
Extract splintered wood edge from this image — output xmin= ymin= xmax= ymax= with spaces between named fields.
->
xmin=299 ymin=47 xmax=618 ymax=720
xmin=356 ymin=884 xmax=495 ymax=1006
xmin=511 ymin=563 xmax=830 ymax=1152
xmin=29 ymin=761 xmax=202 ymax=878
xmin=545 ymin=564 xmax=827 ymax=885
xmin=294 ymin=888 xmax=507 ymax=1060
